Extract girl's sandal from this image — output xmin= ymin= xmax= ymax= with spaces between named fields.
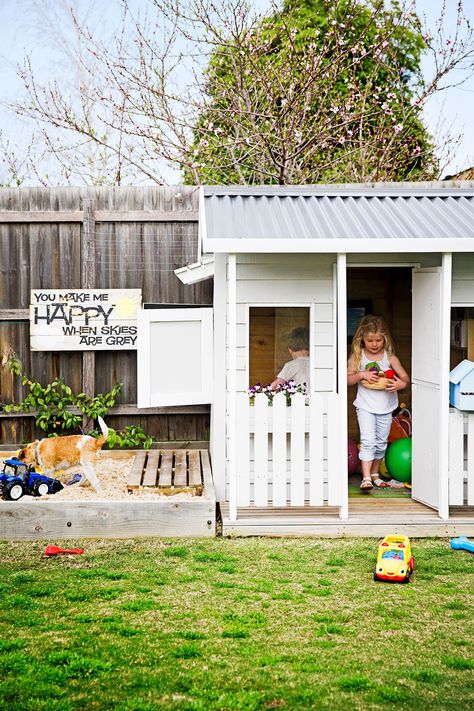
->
xmin=371 ymin=476 xmax=389 ymax=488
xmin=360 ymin=477 xmax=373 ymax=490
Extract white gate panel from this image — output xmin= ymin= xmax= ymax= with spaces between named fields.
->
xmin=468 ymin=415 xmax=474 ymax=506
xmin=309 ymin=394 xmax=325 ymax=506
xmin=448 ymin=409 xmax=464 ymax=506
xmin=272 ymin=393 xmax=287 ymax=506
xmin=236 ymin=393 xmax=250 ymax=506
xmin=327 ymin=394 xmax=345 ymax=507
xmin=290 ymin=393 xmax=306 ymax=506
xmin=253 ymin=394 xmax=269 ymax=506
xmin=448 ymin=409 xmax=474 ymax=508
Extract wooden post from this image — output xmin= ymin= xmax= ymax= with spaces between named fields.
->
xmin=335 ymin=254 xmax=349 ymax=519
xmin=228 ymin=254 xmax=237 ymax=520
xmin=81 ymin=199 xmax=96 ymax=429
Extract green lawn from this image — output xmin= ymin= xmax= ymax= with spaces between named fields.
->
xmin=0 ymin=537 xmax=473 ymax=710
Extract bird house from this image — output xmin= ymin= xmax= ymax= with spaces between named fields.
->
xmin=449 ymin=359 xmax=474 ymax=411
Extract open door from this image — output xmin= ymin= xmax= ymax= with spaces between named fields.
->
xmin=411 ymin=257 xmax=451 ymax=517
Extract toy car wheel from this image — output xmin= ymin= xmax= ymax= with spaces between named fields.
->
xmin=402 ymin=572 xmax=410 ymax=584
xmin=32 ymin=480 xmax=50 ymax=497
xmin=3 ymin=481 xmax=25 ymax=501
xmin=373 ymin=571 xmax=379 ymax=582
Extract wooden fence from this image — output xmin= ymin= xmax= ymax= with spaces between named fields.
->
xmin=0 ymin=186 xmax=212 ymax=445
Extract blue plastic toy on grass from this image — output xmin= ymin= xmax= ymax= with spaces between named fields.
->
xmin=450 ymin=536 xmax=474 ymax=553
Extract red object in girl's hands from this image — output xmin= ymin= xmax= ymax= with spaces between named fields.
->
xmin=384 ymin=369 xmax=396 ymax=379
xmin=43 ymin=545 xmax=84 ymax=556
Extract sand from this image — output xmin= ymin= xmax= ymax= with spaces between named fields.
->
xmin=33 ymin=455 xmax=195 ymax=501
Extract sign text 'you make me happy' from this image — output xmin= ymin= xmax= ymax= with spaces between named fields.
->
xmin=30 ymin=289 xmax=142 ymax=351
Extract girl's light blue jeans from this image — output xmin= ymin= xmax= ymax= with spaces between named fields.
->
xmin=356 ymin=408 xmax=392 ymax=461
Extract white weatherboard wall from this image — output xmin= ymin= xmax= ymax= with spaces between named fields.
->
xmin=225 ymin=254 xmax=336 ymax=506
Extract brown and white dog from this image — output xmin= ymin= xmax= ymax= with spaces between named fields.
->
xmin=17 ymin=416 xmax=109 ymax=492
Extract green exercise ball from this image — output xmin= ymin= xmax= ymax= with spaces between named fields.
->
xmin=385 ymin=438 xmax=412 ymax=483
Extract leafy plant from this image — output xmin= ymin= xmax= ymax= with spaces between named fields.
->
xmin=91 ymin=425 xmax=153 ymax=450
xmin=1 ymin=352 xmax=153 ymax=448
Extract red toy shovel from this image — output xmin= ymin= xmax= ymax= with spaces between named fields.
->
xmin=44 ymin=545 xmax=84 ymax=557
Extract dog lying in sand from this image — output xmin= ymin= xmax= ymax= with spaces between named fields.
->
xmin=17 ymin=416 xmax=109 ymax=492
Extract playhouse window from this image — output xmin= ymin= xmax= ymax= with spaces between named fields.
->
xmin=450 ymin=307 xmax=474 ymax=370
xmin=248 ymin=307 xmax=310 ymax=388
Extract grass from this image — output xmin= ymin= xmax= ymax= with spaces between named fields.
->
xmin=0 ymin=538 xmax=473 ymax=710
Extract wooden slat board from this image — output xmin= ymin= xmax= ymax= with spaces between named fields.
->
xmin=187 ymin=450 xmax=202 ymax=487
xmin=127 ymin=451 xmax=147 ymax=489
xmin=174 ymin=451 xmax=188 ymax=486
xmin=143 ymin=450 xmax=160 ymax=487
xmin=159 ymin=451 xmax=173 ymax=487
xmin=127 ymin=449 xmax=205 ymax=494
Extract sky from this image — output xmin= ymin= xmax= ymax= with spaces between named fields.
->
xmin=0 ymin=0 xmax=473 ymax=184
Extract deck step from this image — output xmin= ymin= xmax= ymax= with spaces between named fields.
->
xmin=220 ymin=500 xmax=474 ymax=537
xmin=127 ymin=449 xmax=207 ymax=494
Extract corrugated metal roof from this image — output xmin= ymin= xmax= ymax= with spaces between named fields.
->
xmin=203 ymin=185 xmax=474 ymax=242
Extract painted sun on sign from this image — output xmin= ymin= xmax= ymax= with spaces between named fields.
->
xmin=30 ymin=289 xmax=142 ymax=351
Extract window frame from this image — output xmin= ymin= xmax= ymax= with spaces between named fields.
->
xmin=246 ymin=303 xmax=313 ymax=393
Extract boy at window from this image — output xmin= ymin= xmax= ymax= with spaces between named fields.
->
xmin=271 ymin=327 xmax=309 ymax=393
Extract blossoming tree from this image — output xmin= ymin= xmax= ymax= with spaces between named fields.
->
xmin=6 ymin=0 xmax=474 ymax=185
xmin=185 ymin=0 xmax=439 ymax=183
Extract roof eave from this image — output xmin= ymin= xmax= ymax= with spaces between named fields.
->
xmin=202 ymin=237 xmax=474 ymax=254
xmin=203 ymin=182 xmax=474 ymax=197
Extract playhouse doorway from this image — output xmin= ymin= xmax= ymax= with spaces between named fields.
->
xmin=347 ymin=266 xmax=413 ymax=500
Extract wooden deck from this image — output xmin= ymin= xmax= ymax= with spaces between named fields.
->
xmin=220 ymin=498 xmax=474 ymax=537
xmin=127 ymin=449 xmax=208 ymax=495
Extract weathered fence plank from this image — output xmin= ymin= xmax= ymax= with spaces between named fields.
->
xmin=0 ymin=210 xmax=198 ymax=222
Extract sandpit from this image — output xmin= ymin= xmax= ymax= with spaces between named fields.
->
xmin=0 ymin=450 xmax=216 ymax=540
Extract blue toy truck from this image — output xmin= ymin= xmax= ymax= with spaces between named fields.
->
xmin=0 ymin=458 xmax=63 ymax=501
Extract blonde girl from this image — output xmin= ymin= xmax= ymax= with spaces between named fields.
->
xmin=347 ymin=315 xmax=410 ymax=489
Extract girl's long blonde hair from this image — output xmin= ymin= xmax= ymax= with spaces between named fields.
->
xmin=349 ymin=315 xmax=394 ymax=370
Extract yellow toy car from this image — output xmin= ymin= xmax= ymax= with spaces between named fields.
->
xmin=374 ymin=535 xmax=414 ymax=584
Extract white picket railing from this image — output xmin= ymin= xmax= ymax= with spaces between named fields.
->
xmin=448 ymin=408 xmax=474 ymax=506
xmin=232 ymin=391 xmax=345 ymax=509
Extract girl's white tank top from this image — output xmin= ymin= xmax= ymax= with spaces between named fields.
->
xmin=353 ymin=350 xmax=398 ymax=414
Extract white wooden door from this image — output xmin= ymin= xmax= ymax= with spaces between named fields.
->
xmin=411 ymin=258 xmax=451 ymax=516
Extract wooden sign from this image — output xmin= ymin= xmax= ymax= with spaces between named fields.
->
xmin=30 ymin=289 xmax=142 ymax=351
